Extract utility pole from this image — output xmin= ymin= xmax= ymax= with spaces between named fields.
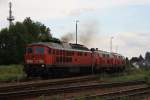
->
xmin=110 ymin=36 xmax=114 ymax=52
xmin=75 ymin=20 xmax=79 ymax=44
xmin=115 ymin=45 xmax=118 ymax=53
xmin=7 ymin=2 xmax=15 ymax=27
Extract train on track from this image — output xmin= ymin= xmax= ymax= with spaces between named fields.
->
xmin=24 ymin=42 xmax=126 ymax=77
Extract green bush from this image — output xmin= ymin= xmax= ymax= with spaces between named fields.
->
xmin=0 ymin=65 xmax=25 ymax=81
xmin=98 ymin=68 xmax=148 ymax=82
xmin=144 ymin=70 xmax=150 ymax=84
xmin=37 ymin=95 xmax=45 ymax=100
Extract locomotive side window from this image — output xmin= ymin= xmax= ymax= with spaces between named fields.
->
xmin=107 ymin=54 xmax=109 ymax=58
xmin=26 ymin=47 xmax=33 ymax=53
xmin=102 ymin=54 xmax=105 ymax=57
xmin=63 ymin=57 xmax=65 ymax=62
xmin=69 ymin=57 xmax=72 ymax=62
xmin=56 ymin=57 xmax=59 ymax=62
xmin=53 ymin=50 xmax=55 ymax=54
xmin=64 ymin=51 xmax=67 ymax=56
xmin=68 ymin=51 xmax=70 ymax=56
xmin=60 ymin=57 xmax=62 ymax=62
xmin=78 ymin=52 xmax=82 ymax=56
xmin=56 ymin=50 xmax=59 ymax=55
xmin=60 ymin=50 xmax=62 ymax=55
xmin=67 ymin=51 xmax=69 ymax=56
xmin=80 ymin=52 xmax=82 ymax=56
xmin=107 ymin=60 xmax=109 ymax=63
xmin=66 ymin=51 xmax=72 ymax=56
xmin=48 ymin=48 xmax=51 ymax=54
xmin=78 ymin=52 xmax=80 ymax=56
xmin=72 ymin=51 xmax=74 ymax=55
xmin=66 ymin=57 xmax=69 ymax=62
xmin=84 ymin=53 xmax=87 ymax=56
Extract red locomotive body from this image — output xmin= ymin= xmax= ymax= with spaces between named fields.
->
xmin=24 ymin=42 xmax=125 ymax=77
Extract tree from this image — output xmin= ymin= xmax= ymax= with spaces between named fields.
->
xmin=0 ymin=17 xmax=58 ymax=64
xmin=145 ymin=52 xmax=150 ymax=61
xmin=130 ymin=57 xmax=139 ymax=63
xmin=0 ymin=32 xmax=18 ymax=64
xmin=139 ymin=54 xmax=144 ymax=61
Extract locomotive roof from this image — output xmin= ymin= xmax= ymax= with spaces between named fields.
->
xmin=97 ymin=50 xmax=113 ymax=57
xmin=96 ymin=50 xmax=124 ymax=58
xmin=97 ymin=50 xmax=111 ymax=54
xmin=98 ymin=50 xmax=123 ymax=56
xmin=27 ymin=42 xmax=90 ymax=52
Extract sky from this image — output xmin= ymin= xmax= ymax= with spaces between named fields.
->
xmin=0 ymin=0 xmax=150 ymax=58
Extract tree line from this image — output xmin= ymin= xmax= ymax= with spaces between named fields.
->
xmin=130 ymin=52 xmax=150 ymax=63
xmin=0 ymin=17 xmax=60 ymax=64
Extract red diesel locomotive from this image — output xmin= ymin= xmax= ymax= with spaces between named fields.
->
xmin=24 ymin=42 xmax=125 ymax=77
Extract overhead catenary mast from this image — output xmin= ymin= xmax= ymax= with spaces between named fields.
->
xmin=110 ymin=36 xmax=114 ymax=52
xmin=75 ymin=20 xmax=79 ymax=44
xmin=7 ymin=2 xmax=15 ymax=27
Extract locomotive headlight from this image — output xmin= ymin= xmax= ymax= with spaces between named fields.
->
xmin=41 ymin=64 xmax=45 ymax=67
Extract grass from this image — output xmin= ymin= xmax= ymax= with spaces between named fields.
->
xmin=98 ymin=68 xmax=150 ymax=82
xmin=73 ymin=95 xmax=104 ymax=100
xmin=36 ymin=95 xmax=62 ymax=100
xmin=37 ymin=95 xmax=45 ymax=100
xmin=0 ymin=64 xmax=150 ymax=83
xmin=0 ymin=64 xmax=25 ymax=82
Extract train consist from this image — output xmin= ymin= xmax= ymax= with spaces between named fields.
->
xmin=24 ymin=42 xmax=126 ymax=77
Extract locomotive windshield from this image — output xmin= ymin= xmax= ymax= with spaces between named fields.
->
xmin=35 ymin=47 xmax=44 ymax=54
xmin=26 ymin=47 xmax=44 ymax=54
xmin=26 ymin=47 xmax=33 ymax=53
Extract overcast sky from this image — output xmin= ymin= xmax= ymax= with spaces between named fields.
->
xmin=0 ymin=0 xmax=150 ymax=58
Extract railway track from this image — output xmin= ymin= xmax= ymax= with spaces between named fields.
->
xmin=70 ymin=85 xmax=150 ymax=100
xmin=0 ymin=75 xmax=98 ymax=92
xmin=0 ymin=78 xmax=147 ymax=100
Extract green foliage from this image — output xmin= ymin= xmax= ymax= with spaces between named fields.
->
xmin=0 ymin=17 xmax=59 ymax=64
xmin=98 ymin=68 xmax=148 ymax=82
xmin=73 ymin=96 xmax=104 ymax=100
xmin=119 ymin=96 xmax=129 ymax=100
xmin=50 ymin=95 xmax=61 ymax=100
xmin=144 ymin=70 xmax=150 ymax=84
xmin=37 ymin=95 xmax=45 ymax=100
xmin=74 ymin=96 xmax=86 ymax=100
xmin=0 ymin=65 xmax=25 ymax=81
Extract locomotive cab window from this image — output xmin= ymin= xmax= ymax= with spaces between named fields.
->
xmin=26 ymin=47 xmax=33 ymax=53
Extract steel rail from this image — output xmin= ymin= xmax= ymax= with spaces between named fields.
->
xmin=70 ymin=85 xmax=150 ymax=100
xmin=0 ymin=75 xmax=98 ymax=92
xmin=0 ymin=80 xmax=146 ymax=99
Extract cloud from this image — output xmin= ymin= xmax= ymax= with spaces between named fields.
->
xmin=0 ymin=0 xmax=150 ymax=29
xmin=74 ymin=32 xmax=150 ymax=58
xmin=60 ymin=28 xmax=150 ymax=58
xmin=60 ymin=19 xmax=100 ymax=44
xmin=112 ymin=32 xmax=150 ymax=58
xmin=0 ymin=0 xmax=150 ymax=58
xmin=0 ymin=0 xmax=7 ymax=5
xmin=55 ymin=18 xmax=150 ymax=58
xmin=1 ymin=0 xmax=150 ymax=21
